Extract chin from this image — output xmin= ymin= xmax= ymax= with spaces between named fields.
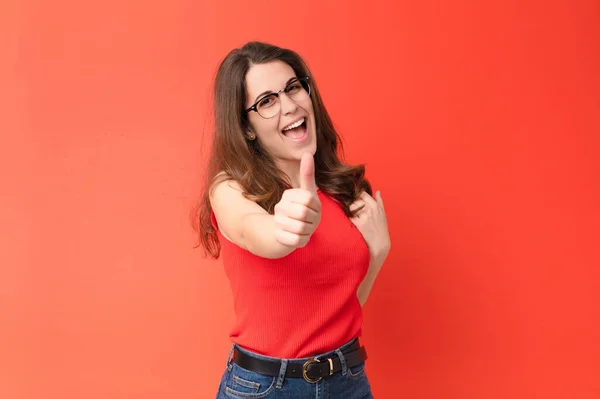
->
xmin=302 ymin=144 xmax=317 ymax=157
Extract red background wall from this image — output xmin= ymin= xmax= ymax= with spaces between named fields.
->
xmin=1 ymin=0 xmax=599 ymax=398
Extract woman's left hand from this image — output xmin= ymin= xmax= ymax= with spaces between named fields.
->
xmin=349 ymin=190 xmax=391 ymax=263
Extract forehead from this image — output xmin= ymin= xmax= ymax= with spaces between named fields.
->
xmin=245 ymin=60 xmax=296 ymax=101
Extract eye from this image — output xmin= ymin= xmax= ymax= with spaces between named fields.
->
xmin=258 ymin=95 xmax=276 ymax=108
xmin=286 ymin=82 xmax=302 ymax=93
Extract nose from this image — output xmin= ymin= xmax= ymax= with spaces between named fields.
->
xmin=279 ymin=92 xmax=298 ymax=115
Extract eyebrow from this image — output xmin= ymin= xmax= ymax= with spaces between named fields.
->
xmin=252 ymin=77 xmax=299 ymax=104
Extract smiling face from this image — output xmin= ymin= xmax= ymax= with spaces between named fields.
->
xmin=244 ymin=60 xmax=317 ymax=169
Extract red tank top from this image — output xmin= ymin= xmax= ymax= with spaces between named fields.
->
xmin=210 ymin=189 xmax=370 ymax=358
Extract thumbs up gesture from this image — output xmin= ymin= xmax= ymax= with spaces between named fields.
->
xmin=274 ymin=153 xmax=322 ymax=248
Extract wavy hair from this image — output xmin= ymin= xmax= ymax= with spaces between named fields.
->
xmin=193 ymin=41 xmax=371 ymax=259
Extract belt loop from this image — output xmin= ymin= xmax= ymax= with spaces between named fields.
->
xmin=334 ymin=348 xmax=348 ymax=376
xmin=226 ymin=344 xmax=235 ymax=371
xmin=275 ymin=359 xmax=288 ymax=389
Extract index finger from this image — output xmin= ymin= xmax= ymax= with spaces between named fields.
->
xmin=360 ymin=191 xmax=377 ymax=208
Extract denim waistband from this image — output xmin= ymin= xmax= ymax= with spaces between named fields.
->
xmin=225 ymin=337 xmax=362 ymax=388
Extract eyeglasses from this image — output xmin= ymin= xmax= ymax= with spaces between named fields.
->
xmin=245 ymin=76 xmax=311 ymax=119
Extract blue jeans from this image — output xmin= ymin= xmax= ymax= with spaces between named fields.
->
xmin=214 ymin=338 xmax=374 ymax=399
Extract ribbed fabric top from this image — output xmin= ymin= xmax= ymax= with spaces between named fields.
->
xmin=210 ymin=189 xmax=370 ymax=358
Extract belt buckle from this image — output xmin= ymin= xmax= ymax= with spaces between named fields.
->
xmin=302 ymin=357 xmax=334 ymax=383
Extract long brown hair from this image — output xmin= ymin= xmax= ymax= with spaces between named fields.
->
xmin=193 ymin=41 xmax=372 ymax=259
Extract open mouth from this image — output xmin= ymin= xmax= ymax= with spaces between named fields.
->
xmin=281 ymin=118 xmax=308 ymax=141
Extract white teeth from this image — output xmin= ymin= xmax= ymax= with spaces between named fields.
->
xmin=282 ymin=118 xmax=305 ymax=132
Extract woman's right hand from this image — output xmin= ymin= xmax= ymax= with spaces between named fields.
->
xmin=273 ymin=153 xmax=322 ymax=249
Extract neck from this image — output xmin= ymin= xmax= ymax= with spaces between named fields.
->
xmin=276 ymin=158 xmax=302 ymax=188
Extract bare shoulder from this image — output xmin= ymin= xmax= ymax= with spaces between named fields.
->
xmin=209 ymin=171 xmax=267 ymax=247
xmin=209 ymin=171 xmax=252 ymax=205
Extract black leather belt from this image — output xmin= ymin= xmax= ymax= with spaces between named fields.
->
xmin=231 ymin=339 xmax=368 ymax=383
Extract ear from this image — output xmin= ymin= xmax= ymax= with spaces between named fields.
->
xmin=244 ymin=121 xmax=257 ymax=141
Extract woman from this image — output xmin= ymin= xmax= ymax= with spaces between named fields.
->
xmin=195 ymin=41 xmax=391 ymax=398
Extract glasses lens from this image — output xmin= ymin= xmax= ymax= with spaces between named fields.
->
xmin=257 ymin=94 xmax=279 ymax=119
xmin=286 ymin=79 xmax=310 ymax=102
xmin=300 ymin=79 xmax=310 ymax=96
xmin=254 ymin=78 xmax=310 ymax=119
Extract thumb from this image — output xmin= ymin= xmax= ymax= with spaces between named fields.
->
xmin=299 ymin=152 xmax=317 ymax=193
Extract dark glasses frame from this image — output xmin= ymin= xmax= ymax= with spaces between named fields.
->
xmin=245 ymin=76 xmax=311 ymax=119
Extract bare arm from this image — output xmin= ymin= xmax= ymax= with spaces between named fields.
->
xmin=210 ymin=178 xmax=295 ymax=259
xmin=357 ymin=255 xmax=387 ymax=306
xmin=211 ymin=155 xmax=320 ymax=260
xmin=350 ymin=190 xmax=391 ymax=307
